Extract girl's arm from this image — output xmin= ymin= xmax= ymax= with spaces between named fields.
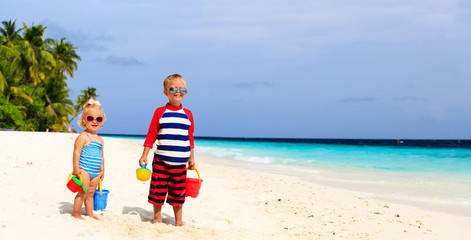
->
xmin=72 ymin=134 xmax=85 ymax=176
xmin=100 ymin=139 xmax=105 ymax=180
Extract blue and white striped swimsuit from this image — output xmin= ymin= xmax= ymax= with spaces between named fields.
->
xmin=79 ymin=134 xmax=103 ymax=179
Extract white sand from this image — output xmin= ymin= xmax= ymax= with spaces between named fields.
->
xmin=0 ymin=131 xmax=470 ymax=239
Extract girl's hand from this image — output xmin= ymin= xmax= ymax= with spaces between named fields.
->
xmin=73 ymin=168 xmax=81 ymax=177
xmin=100 ymin=171 xmax=105 ymax=180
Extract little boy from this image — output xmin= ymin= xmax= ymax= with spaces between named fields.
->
xmin=138 ymin=74 xmax=195 ymax=226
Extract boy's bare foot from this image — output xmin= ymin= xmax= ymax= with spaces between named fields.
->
xmin=72 ymin=213 xmax=85 ymax=220
xmin=153 ymin=206 xmax=162 ymax=224
xmin=175 ymin=222 xmax=184 ymax=226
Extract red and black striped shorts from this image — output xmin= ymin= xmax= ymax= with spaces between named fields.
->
xmin=148 ymin=155 xmax=187 ymax=207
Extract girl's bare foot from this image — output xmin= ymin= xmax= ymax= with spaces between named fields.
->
xmin=175 ymin=221 xmax=184 ymax=226
xmin=72 ymin=213 xmax=85 ymax=220
xmin=87 ymin=214 xmax=99 ymax=220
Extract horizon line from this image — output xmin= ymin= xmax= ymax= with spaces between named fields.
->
xmin=101 ymin=133 xmax=471 ymax=148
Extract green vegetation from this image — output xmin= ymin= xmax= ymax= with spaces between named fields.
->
xmin=0 ymin=19 xmax=98 ymax=132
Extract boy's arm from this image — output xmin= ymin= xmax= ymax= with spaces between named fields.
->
xmin=139 ymin=147 xmax=152 ymax=167
xmin=188 ymin=148 xmax=195 ymax=170
xmin=140 ymin=107 xmax=165 ymax=167
xmin=143 ymin=108 xmax=163 ymax=148
xmin=185 ymin=108 xmax=195 ymax=169
xmin=184 ymin=108 xmax=195 ymax=148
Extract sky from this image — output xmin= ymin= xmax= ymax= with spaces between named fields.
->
xmin=2 ymin=0 xmax=471 ymax=139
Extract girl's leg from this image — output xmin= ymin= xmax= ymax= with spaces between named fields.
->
xmin=72 ymin=191 xmax=86 ymax=219
xmin=72 ymin=169 xmax=90 ymax=219
xmin=153 ymin=205 xmax=163 ymax=223
xmin=173 ymin=206 xmax=183 ymax=226
xmin=84 ymin=174 xmax=100 ymax=220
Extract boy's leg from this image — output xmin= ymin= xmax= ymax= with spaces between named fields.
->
xmin=84 ymin=174 xmax=100 ymax=220
xmin=149 ymin=156 xmax=169 ymax=205
xmin=153 ymin=205 xmax=163 ymax=223
xmin=149 ymin=156 xmax=169 ymax=223
xmin=173 ymin=206 xmax=183 ymax=226
xmin=166 ymin=164 xmax=186 ymax=226
xmin=166 ymin=165 xmax=186 ymax=206
xmin=72 ymin=169 xmax=90 ymax=219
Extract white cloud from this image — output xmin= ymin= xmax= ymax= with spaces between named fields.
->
xmin=41 ymin=19 xmax=113 ymax=52
xmin=94 ymin=55 xmax=144 ymax=66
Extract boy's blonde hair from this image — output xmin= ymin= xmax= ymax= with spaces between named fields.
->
xmin=77 ymin=99 xmax=106 ymax=128
xmin=163 ymin=74 xmax=186 ymax=89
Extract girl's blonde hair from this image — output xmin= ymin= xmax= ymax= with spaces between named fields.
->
xmin=77 ymin=99 xmax=106 ymax=128
xmin=163 ymin=74 xmax=186 ymax=89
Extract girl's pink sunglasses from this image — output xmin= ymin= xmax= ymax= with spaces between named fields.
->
xmin=86 ymin=116 xmax=104 ymax=123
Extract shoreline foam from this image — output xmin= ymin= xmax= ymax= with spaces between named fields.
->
xmin=189 ymin=147 xmax=471 ymax=219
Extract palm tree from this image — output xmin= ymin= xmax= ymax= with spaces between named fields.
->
xmin=35 ymin=37 xmax=80 ymax=131
xmin=0 ymin=47 xmax=19 ymax=96
xmin=69 ymin=86 xmax=100 ymax=125
xmin=1 ymin=20 xmax=22 ymax=44
xmin=0 ymin=20 xmax=84 ymax=132
xmin=42 ymin=75 xmax=74 ymax=131
xmin=20 ymin=23 xmax=56 ymax=88
xmin=0 ymin=19 xmax=23 ymax=98
xmin=46 ymin=37 xmax=80 ymax=78
xmin=0 ymin=44 xmax=32 ymax=104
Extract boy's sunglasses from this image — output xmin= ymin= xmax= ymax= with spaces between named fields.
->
xmin=86 ymin=116 xmax=104 ymax=123
xmin=169 ymin=87 xmax=187 ymax=95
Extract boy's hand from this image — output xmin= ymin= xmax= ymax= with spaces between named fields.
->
xmin=139 ymin=147 xmax=151 ymax=167
xmin=139 ymin=156 xmax=148 ymax=167
xmin=188 ymin=158 xmax=195 ymax=170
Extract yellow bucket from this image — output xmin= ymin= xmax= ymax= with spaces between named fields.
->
xmin=136 ymin=164 xmax=151 ymax=181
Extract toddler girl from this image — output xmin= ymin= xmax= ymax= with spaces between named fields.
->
xmin=71 ymin=99 xmax=106 ymax=220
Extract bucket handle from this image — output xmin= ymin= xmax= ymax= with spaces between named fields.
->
xmin=192 ymin=167 xmax=201 ymax=183
xmin=67 ymin=173 xmax=82 ymax=184
xmin=98 ymin=179 xmax=102 ymax=195
xmin=67 ymin=173 xmax=86 ymax=192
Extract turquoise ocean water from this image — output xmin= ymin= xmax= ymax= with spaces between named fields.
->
xmin=111 ymin=135 xmax=471 ymax=218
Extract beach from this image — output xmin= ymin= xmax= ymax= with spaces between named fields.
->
xmin=0 ymin=131 xmax=470 ymax=239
